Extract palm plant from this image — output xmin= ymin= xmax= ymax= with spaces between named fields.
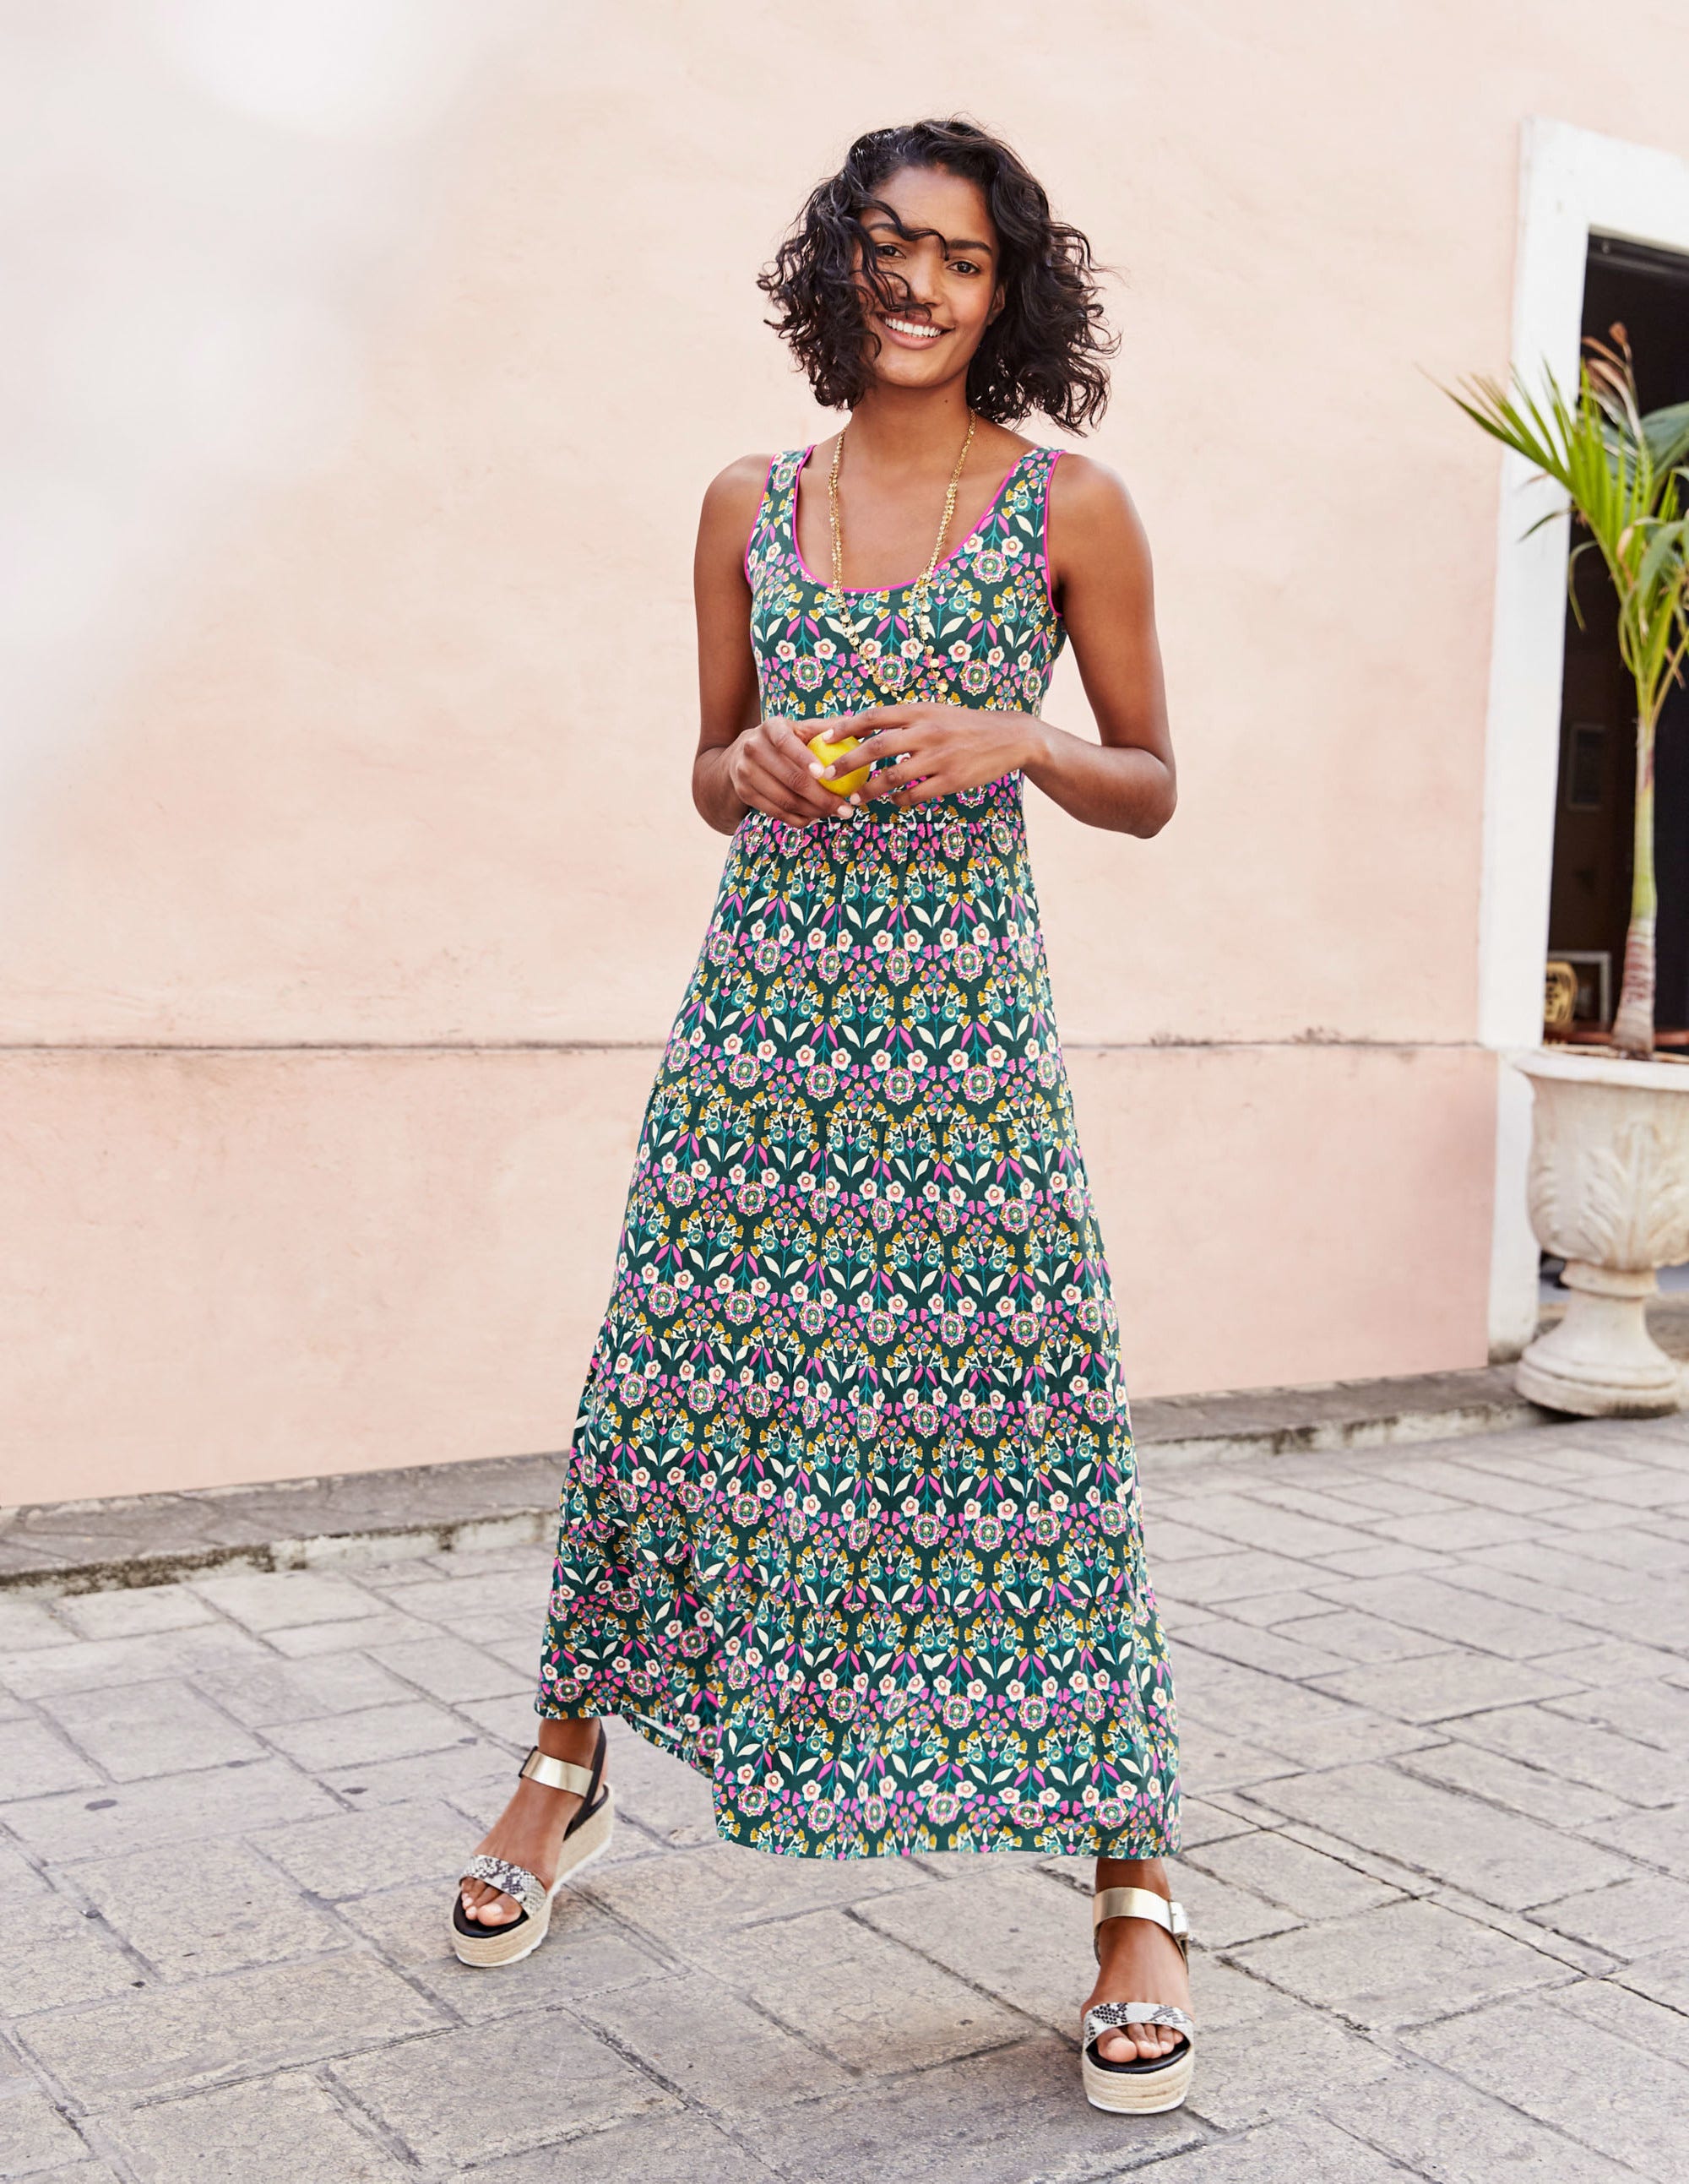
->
xmin=1444 ymin=329 xmax=1689 ymax=1057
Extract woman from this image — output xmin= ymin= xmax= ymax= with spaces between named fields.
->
xmin=453 ymin=117 xmax=1192 ymax=2116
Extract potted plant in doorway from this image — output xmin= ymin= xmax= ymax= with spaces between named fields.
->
xmin=1447 ymin=332 xmax=1689 ymax=1413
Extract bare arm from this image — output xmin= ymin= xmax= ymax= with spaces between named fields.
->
xmin=829 ymin=454 xmax=1177 ymax=839
xmin=1024 ymin=454 xmax=1176 ymax=837
xmin=692 ymin=458 xmax=846 ymax=836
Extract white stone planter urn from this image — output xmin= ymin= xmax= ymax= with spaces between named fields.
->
xmin=1512 ymin=1046 xmax=1689 ymax=1416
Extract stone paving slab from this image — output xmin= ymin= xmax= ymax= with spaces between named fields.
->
xmin=3 ymin=1409 xmax=1688 ymax=2180
xmin=96 ymin=2068 xmax=414 ymax=2183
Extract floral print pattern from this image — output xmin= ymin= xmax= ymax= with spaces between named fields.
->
xmin=749 ymin=446 xmax=1067 ymax=725
xmin=537 ymin=443 xmax=1180 ymax=1860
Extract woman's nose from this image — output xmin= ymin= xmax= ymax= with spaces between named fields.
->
xmin=902 ymin=245 xmax=944 ymax=310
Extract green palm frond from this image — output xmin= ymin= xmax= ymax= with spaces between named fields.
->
xmin=1440 ymin=333 xmax=1689 ymax=731
xmin=1438 ymin=325 xmax=1689 ymax=1055
xmin=1641 ymin=400 xmax=1689 ymax=475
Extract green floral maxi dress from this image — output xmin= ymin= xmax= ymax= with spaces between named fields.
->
xmin=537 ymin=443 xmax=1180 ymax=1860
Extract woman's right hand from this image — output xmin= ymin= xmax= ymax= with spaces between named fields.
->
xmin=727 ymin=719 xmax=858 ymax=828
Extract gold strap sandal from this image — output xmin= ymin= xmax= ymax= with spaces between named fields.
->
xmin=1082 ymin=1884 xmax=1197 ymax=2114
xmin=450 ymin=1727 xmax=614 ymax=1968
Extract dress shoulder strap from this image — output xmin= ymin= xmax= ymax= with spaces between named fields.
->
xmin=1019 ymin=442 xmax=1064 ymax=519
xmin=1018 ymin=444 xmax=1064 ymax=620
xmin=743 ymin=448 xmax=809 ymax=590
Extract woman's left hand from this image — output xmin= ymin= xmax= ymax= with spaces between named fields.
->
xmin=821 ymin=704 xmax=1044 ymax=807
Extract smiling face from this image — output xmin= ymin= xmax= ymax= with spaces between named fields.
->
xmin=854 ymin=163 xmax=1002 ymax=396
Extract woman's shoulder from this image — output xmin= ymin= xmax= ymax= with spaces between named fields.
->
xmin=702 ymin=447 xmax=810 ymax=507
xmin=697 ymin=451 xmax=796 ymax=561
xmin=702 ymin=450 xmax=773 ymax=511
xmin=1043 ymin=446 xmax=1130 ymax=504
xmin=699 ymin=448 xmax=809 ymax=543
xmin=1044 ymin=448 xmax=1150 ymax=553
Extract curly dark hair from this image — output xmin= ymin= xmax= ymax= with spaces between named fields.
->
xmin=758 ymin=118 xmax=1116 ymax=431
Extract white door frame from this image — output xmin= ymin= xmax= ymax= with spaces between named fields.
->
xmin=1480 ymin=116 xmax=1689 ymax=1356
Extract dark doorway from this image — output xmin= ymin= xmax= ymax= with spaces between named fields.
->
xmin=1548 ymin=232 xmax=1689 ymax=1032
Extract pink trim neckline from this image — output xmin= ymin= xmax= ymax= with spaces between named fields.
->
xmin=789 ymin=444 xmax=1037 ymax=597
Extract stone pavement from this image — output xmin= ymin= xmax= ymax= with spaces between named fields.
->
xmin=3 ymin=1411 xmax=1688 ymax=2182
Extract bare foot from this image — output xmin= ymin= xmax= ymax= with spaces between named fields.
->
xmin=1082 ymin=1855 xmax=1192 ymax=2063
xmin=459 ymin=1717 xmax=604 ymax=1927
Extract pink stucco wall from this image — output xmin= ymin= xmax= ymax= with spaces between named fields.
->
xmin=4 ymin=4 xmax=1684 ymax=1504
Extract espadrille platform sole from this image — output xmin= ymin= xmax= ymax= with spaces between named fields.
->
xmin=1081 ymin=2029 xmax=1195 ymax=2114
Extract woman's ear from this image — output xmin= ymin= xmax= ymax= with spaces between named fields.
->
xmin=987 ymin=284 xmax=1007 ymax=325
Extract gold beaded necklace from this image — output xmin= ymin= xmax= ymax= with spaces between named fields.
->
xmin=824 ymin=412 xmax=976 ymax=699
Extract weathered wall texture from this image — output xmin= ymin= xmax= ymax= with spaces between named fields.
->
xmin=5 ymin=3 xmax=1685 ymax=1502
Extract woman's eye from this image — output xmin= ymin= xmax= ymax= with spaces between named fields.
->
xmin=876 ymin=242 xmax=903 ymax=258
xmin=950 ymin=259 xmax=980 ymax=276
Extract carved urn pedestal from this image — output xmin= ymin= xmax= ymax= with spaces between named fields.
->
xmin=1512 ymin=1047 xmax=1689 ymax=1417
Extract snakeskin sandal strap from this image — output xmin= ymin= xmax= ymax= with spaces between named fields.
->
xmin=458 ymin=1854 xmax=546 ymax=1923
xmin=1084 ymin=2002 xmax=1196 ymax=2045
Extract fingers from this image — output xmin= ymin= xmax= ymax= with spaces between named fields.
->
xmin=735 ymin=769 xmax=815 ymax=824
xmin=738 ymin=725 xmax=848 ymax=825
xmin=828 ymin=703 xmax=920 ymax=736
xmin=845 ymin=705 xmax=964 ymax=782
xmin=763 ymin=782 xmax=846 ymax=824
xmin=749 ymin=787 xmax=824 ymax=826
xmin=743 ymin=712 xmax=969 ymax=816
xmin=860 ymin=762 xmax=946 ymax=807
xmin=761 ymin=723 xmax=845 ymax=818
xmin=844 ymin=722 xmax=924 ymax=767
xmin=831 ymin=701 xmax=947 ymax=768
xmin=857 ymin=755 xmax=923 ymax=796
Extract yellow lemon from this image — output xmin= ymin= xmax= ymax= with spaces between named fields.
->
xmin=808 ymin=731 xmax=871 ymax=796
